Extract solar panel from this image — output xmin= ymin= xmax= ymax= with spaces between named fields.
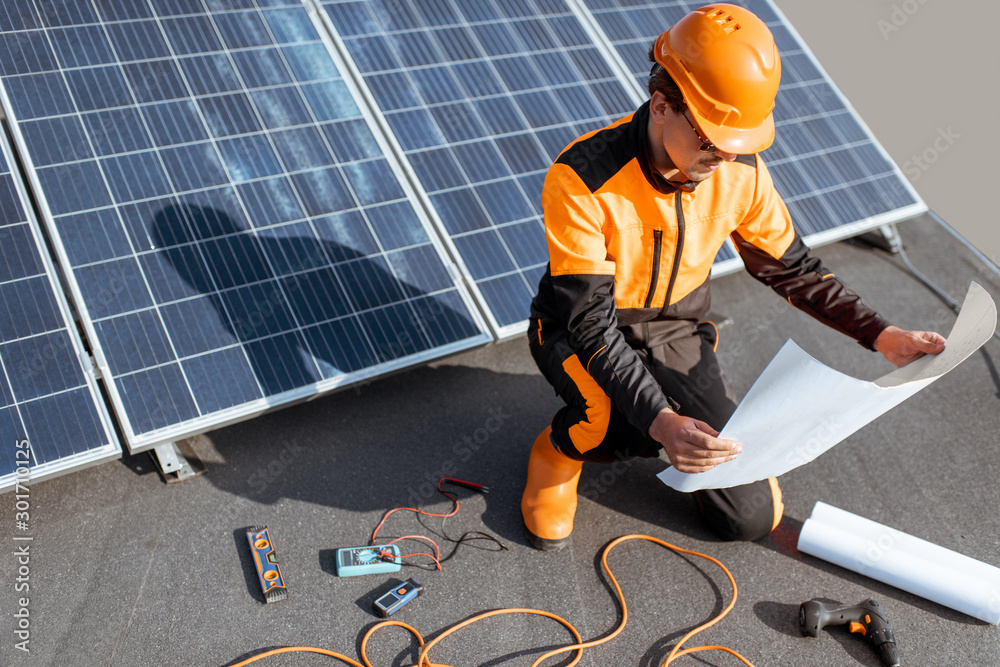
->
xmin=317 ymin=0 xmax=640 ymax=335
xmin=0 ymin=117 xmax=119 ymax=492
xmin=573 ymin=0 xmax=926 ymax=274
xmin=0 ymin=0 xmax=489 ymax=452
xmin=0 ymin=0 xmax=928 ymax=469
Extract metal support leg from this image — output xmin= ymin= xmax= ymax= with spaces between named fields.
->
xmin=857 ymin=223 xmax=902 ymax=254
xmin=878 ymin=223 xmax=903 ymax=253
xmin=151 ymin=442 xmax=204 ymax=484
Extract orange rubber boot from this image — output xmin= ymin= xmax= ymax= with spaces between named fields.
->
xmin=521 ymin=426 xmax=583 ymax=551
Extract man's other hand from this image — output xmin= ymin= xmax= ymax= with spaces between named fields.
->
xmin=648 ymin=409 xmax=742 ymax=473
xmin=873 ymin=325 xmax=946 ymax=367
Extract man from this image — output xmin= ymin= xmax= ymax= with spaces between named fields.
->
xmin=521 ymin=4 xmax=945 ymax=551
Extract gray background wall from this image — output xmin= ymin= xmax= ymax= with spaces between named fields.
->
xmin=778 ymin=0 xmax=1000 ymax=268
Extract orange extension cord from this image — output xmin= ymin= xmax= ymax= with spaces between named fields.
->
xmin=226 ymin=534 xmax=755 ymax=667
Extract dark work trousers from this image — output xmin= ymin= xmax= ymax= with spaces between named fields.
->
xmin=528 ymin=319 xmax=782 ymax=541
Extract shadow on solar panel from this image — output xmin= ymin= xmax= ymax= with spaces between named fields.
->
xmin=134 ymin=203 xmax=477 ymax=413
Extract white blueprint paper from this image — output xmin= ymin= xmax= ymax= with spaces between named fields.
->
xmin=659 ymin=282 xmax=997 ymax=492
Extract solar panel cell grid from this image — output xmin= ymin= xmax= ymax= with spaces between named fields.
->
xmin=320 ymin=0 xmax=639 ymax=332
xmin=0 ymin=124 xmax=118 ymax=486
xmin=0 ymin=0 xmax=486 ymax=449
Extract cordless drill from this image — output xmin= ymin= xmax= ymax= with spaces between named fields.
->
xmin=799 ymin=597 xmax=900 ymax=667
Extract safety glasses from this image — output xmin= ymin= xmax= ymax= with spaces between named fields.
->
xmin=682 ymin=111 xmax=718 ymax=153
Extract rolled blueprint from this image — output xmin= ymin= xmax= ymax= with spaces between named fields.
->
xmin=797 ymin=502 xmax=1000 ymax=624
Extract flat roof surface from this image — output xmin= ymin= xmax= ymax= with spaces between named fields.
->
xmin=2 ymin=213 xmax=999 ymax=667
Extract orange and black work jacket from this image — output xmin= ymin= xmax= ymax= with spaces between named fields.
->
xmin=530 ymin=101 xmax=890 ymax=436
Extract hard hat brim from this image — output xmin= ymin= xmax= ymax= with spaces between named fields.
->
xmin=690 ymin=106 xmax=775 ymax=155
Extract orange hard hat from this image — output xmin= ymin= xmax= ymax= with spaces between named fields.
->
xmin=653 ymin=4 xmax=781 ymax=154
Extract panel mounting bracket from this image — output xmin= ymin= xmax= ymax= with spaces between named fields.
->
xmin=857 ymin=223 xmax=903 ymax=254
xmin=151 ymin=442 xmax=205 ymax=484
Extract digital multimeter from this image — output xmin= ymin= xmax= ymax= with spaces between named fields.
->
xmin=335 ymin=544 xmax=402 ymax=577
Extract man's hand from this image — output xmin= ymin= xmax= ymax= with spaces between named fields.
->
xmin=873 ymin=325 xmax=946 ymax=367
xmin=648 ymin=409 xmax=742 ymax=473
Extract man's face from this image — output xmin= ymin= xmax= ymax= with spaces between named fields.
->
xmin=648 ymin=91 xmax=737 ymax=182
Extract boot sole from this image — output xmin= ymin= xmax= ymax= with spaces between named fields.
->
xmin=523 ymin=521 xmax=571 ymax=551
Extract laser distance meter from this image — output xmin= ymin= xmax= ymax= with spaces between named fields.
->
xmin=373 ymin=578 xmax=423 ymax=618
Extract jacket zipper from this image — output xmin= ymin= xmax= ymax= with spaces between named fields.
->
xmin=662 ymin=194 xmax=685 ymax=309
xmin=643 ymin=229 xmax=662 ymax=309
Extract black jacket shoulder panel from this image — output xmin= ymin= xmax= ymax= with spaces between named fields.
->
xmin=556 ymin=106 xmax=643 ymax=194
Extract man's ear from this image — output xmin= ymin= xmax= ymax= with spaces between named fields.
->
xmin=649 ymin=90 xmax=670 ymax=124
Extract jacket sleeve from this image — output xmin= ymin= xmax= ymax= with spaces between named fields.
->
xmin=731 ymin=156 xmax=890 ymax=350
xmin=542 ymin=163 xmax=671 ymax=434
